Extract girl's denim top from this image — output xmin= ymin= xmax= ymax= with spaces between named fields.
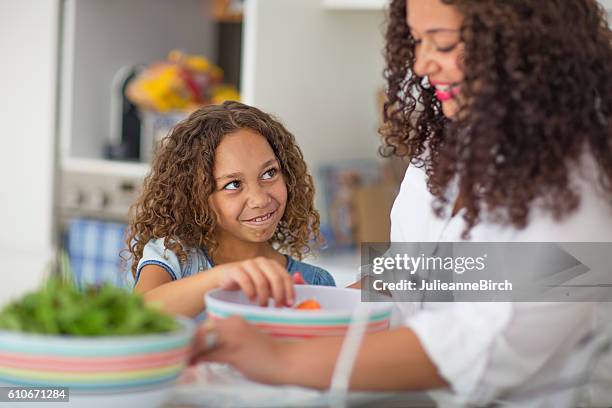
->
xmin=134 ymin=238 xmax=336 ymax=287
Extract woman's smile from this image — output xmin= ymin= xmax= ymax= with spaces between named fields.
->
xmin=408 ymin=0 xmax=465 ymax=118
xmin=430 ymin=81 xmax=461 ymax=102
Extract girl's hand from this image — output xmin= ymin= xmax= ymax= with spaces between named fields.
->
xmin=191 ymin=317 xmax=290 ymax=385
xmin=213 ymin=257 xmax=295 ymax=307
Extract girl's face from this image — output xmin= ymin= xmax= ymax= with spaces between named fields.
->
xmin=407 ymin=0 xmax=465 ymax=118
xmin=209 ymin=129 xmax=287 ymax=244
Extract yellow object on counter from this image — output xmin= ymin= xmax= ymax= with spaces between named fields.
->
xmin=127 ymin=49 xmax=240 ymax=113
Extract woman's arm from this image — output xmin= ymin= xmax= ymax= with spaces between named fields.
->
xmin=283 ymin=326 xmax=447 ymax=390
xmin=196 ymin=316 xmax=448 ymax=391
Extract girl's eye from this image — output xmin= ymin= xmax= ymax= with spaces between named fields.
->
xmin=223 ymin=180 xmax=241 ymax=191
xmin=262 ymin=168 xmax=278 ymax=180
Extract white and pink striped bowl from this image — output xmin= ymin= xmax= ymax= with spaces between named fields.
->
xmin=0 ymin=317 xmax=196 ymax=407
xmin=205 ymin=286 xmax=392 ymax=339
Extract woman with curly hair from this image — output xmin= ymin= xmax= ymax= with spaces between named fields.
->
xmin=128 ymin=101 xmax=334 ymax=317
xmin=190 ymin=0 xmax=612 ymax=406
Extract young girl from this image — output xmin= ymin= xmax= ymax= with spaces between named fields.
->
xmin=127 ymin=101 xmax=335 ymax=317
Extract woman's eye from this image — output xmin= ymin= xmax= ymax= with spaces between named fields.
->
xmin=223 ymin=180 xmax=241 ymax=190
xmin=436 ymin=42 xmax=460 ymax=53
xmin=262 ymin=168 xmax=278 ymax=180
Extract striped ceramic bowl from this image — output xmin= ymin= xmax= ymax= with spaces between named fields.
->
xmin=0 ymin=316 xmax=195 ymax=403
xmin=205 ymin=286 xmax=392 ymax=339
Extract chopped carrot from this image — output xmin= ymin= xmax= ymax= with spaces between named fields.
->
xmin=295 ymin=299 xmax=321 ymax=310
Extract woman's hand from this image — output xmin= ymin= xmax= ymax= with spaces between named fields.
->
xmin=211 ymin=257 xmax=295 ymax=307
xmin=191 ymin=318 xmax=446 ymax=391
xmin=191 ymin=317 xmax=290 ymax=385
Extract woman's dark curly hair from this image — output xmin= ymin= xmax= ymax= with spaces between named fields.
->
xmin=382 ymin=0 xmax=612 ymax=235
xmin=126 ymin=101 xmax=321 ymax=277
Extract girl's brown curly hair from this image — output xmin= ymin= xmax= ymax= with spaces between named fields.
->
xmin=126 ymin=101 xmax=321 ymax=277
xmin=382 ymin=0 xmax=612 ymax=236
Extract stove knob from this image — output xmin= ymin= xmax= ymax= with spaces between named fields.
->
xmin=65 ymin=188 xmax=84 ymax=208
xmin=89 ymin=190 xmax=109 ymax=210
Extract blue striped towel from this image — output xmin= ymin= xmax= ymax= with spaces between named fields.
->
xmin=65 ymin=218 xmax=133 ymax=288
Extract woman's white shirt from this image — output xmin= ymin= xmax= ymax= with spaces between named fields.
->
xmin=390 ymin=161 xmax=612 ymax=407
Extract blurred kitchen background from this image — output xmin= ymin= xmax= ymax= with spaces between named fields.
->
xmin=1 ymin=0 xmax=611 ymax=304
xmin=1 ymin=0 xmax=399 ymax=302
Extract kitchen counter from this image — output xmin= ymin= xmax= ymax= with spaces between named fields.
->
xmin=159 ymin=363 xmax=435 ymax=408
xmin=163 ymin=387 xmax=434 ymax=408
xmin=164 ymin=396 xmax=435 ymax=408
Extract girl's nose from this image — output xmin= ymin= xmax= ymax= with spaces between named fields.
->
xmin=247 ymin=185 xmax=272 ymax=208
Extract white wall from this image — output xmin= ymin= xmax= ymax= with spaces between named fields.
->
xmin=601 ymin=0 xmax=612 ymax=10
xmin=242 ymin=0 xmax=386 ymax=218
xmin=0 ymin=0 xmax=59 ymax=303
xmin=602 ymin=0 xmax=612 ymax=24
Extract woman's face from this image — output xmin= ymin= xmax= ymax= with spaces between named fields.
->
xmin=407 ymin=0 xmax=465 ymax=118
xmin=209 ymin=129 xmax=287 ymax=244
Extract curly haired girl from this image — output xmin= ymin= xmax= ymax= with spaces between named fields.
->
xmin=127 ymin=101 xmax=334 ymax=317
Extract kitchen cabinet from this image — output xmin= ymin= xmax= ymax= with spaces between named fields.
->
xmin=58 ymin=0 xmax=387 ymax=167
xmin=58 ymin=0 xmax=222 ymax=227
xmin=58 ymin=0 xmax=387 ymax=227
xmin=59 ymin=0 xmax=218 ymax=161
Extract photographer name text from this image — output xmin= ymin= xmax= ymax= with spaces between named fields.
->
xmin=373 ymin=279 xmax=513 ymax=292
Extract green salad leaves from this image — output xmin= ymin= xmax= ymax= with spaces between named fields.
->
xmin=0 ymin=278 xmax=177 ymax=336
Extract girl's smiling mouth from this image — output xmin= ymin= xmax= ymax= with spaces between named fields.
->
xmin=241 ymin=209 xmax=278 ymax=226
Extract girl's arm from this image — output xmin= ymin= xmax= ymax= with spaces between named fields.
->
xmin=135 ymin=265 xmax=223 ymax=317
xmin=135 ymin=257 xmax=296 ymax=318
xmin=195 ymin=316 xmax=447 ymax=391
